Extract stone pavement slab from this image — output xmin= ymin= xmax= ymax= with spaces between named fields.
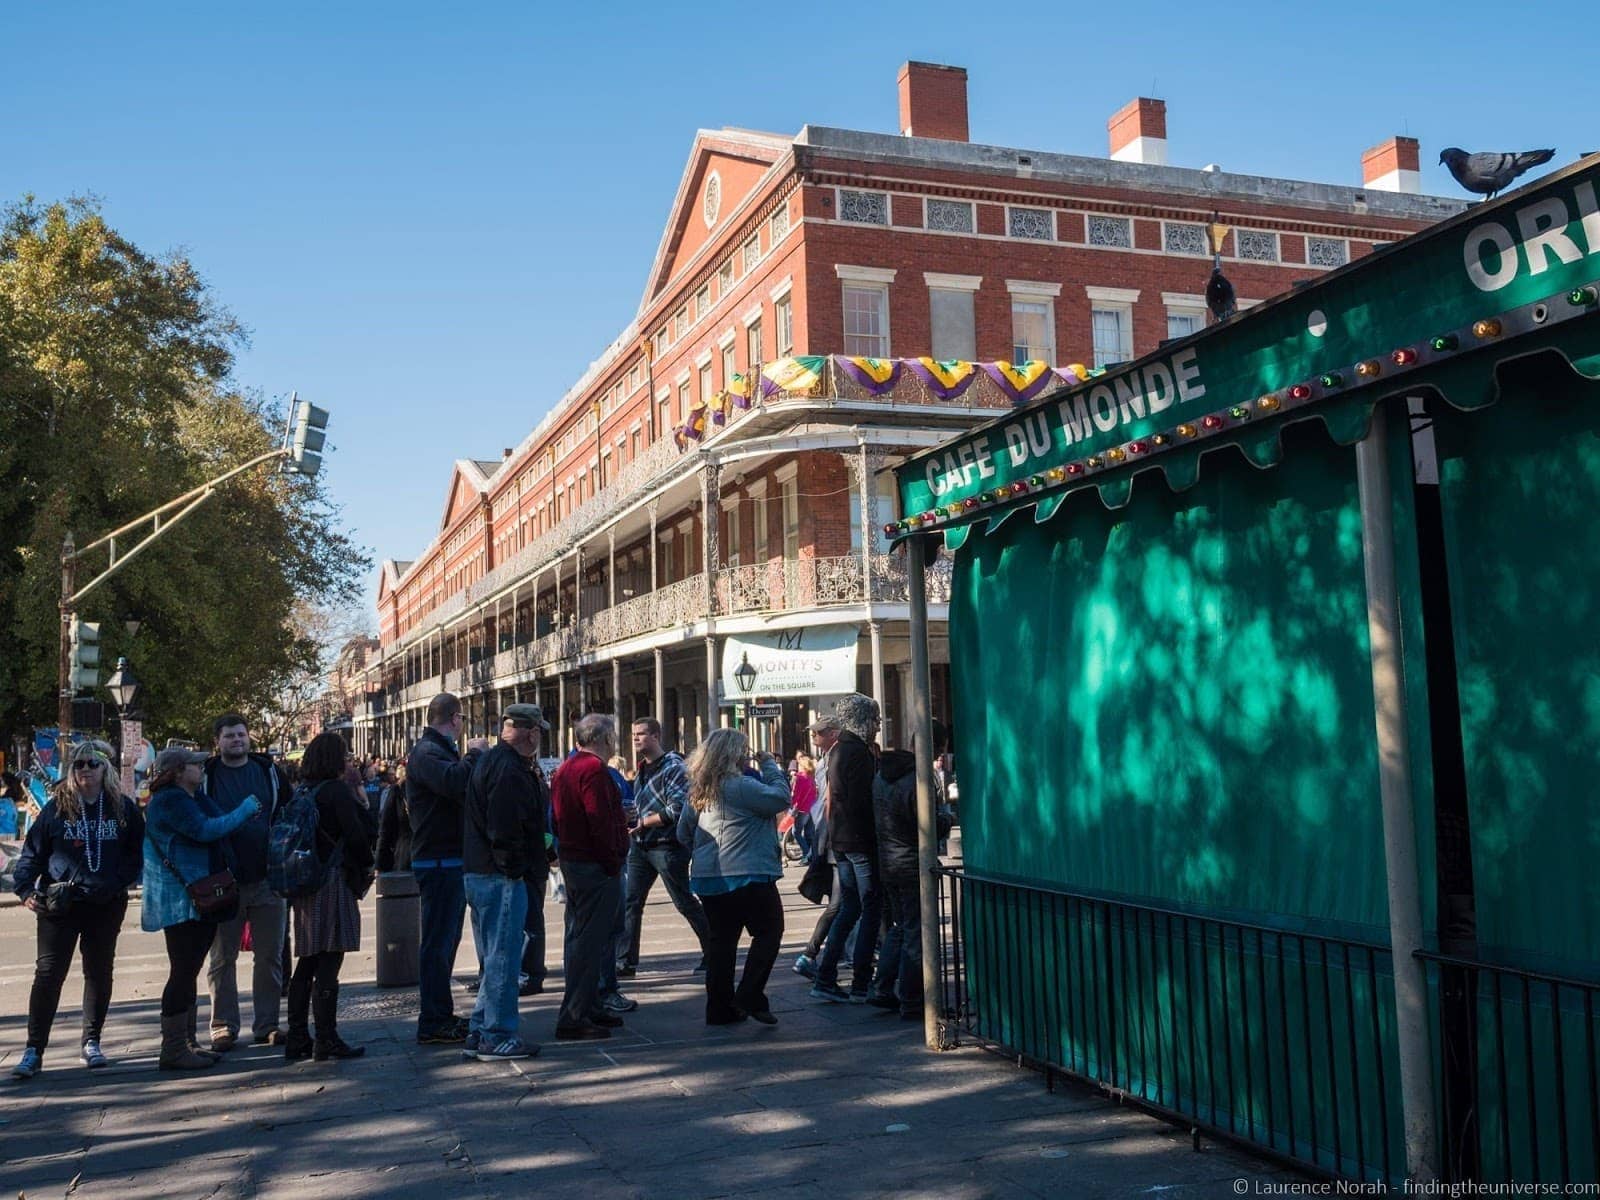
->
xmin=1 ymin=868 xmax=1302 ymax=1198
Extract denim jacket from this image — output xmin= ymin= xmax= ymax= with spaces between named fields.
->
xmin=141 ymin=785 xmax=258 ymax=931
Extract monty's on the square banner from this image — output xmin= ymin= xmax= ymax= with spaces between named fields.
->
xmin=896 ymin=157 xmax=1600 ymax=523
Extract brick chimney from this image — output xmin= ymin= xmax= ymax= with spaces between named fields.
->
xmin=1362 ymin=136 xmax=1421 ymax=194
xmin=898 ymin=62 xmax=968 ymax=142
xmin=1108 ymin=98 xmax=1167 ymax=165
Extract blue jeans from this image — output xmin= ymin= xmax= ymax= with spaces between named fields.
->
xmin=816 ymin=852 xmax=881 ymax=991
xmin=414 ymin=864 xmax=466 ymax=1034
xmin=621 ymin=842 xmax=710 ymax=968
xmin=465 ymin=873 xmax=528 ymax=1042
xmin=871 ymin=879 xmax=923 ymax=1012
xmin=793 ymin=811 xmax=815 ymax=862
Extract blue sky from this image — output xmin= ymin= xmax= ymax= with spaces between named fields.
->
xmin=6 ymin=1 xmax=1594 ymax=619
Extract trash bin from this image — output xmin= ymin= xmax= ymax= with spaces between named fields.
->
xmin=375 ymin=870 xmax=420 ymax=988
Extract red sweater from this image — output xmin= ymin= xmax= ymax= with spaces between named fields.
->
xmin=551 ymin=751 xmax=629 ymax=875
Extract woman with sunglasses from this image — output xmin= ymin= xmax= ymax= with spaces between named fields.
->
xmin=11 ymin=742 xmax=146 ymax=1080
xmin=142 ymin=746 xmax=261 ymax=1071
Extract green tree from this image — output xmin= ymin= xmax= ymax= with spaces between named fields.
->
xmin=0 ymin=196 xmax=368 ymax=746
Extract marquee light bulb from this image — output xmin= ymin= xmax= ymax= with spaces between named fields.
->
xmin=1105 ymin=447 xmax=1126 ymax=463
xmin=1473 ymin=318 xmax=1502 ymax=339
xmin=1570 ymin=285 xmax=1599 ymax=306
xmin=1356 ymin=360 xmax=1383 ymax=378
xmin=1029 ymin=474 xmax=1045 ymax=487
xmin=1128 ymin=440 xmax=1149 ymax=454
xmin=1201 ymin=414 xmax=1225 ymax=430
xmin=1391 ymin=348 xmax=1418 ymax=366
xmin=1176 ymin=423 xmax=1198 ymax=438
xmin=1288 ymin=384 xmax=1313 ymax=401
xmin=1151 ymin=433 xmax=1171 ymax=446
xmin=1319 ymin=372 xmax=1344 ymax=388
xmin=962 ymin=498 xmax=979 ymax=509
xmin=1431 ymin=333 xmax=1459 ymax=352
xmin=1229 ymin=406 xmax=1251 ymax=421
xmin=1256 ymin=396 xmax=1280 ymax=413
xmin=1065 ymin=463 xmax=1084 ymax=476
xmin=1010 ymin=481 xmax=1028 ymax=495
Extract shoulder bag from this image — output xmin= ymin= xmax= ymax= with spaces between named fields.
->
xmin=157 ymin=830 xmax=239 ymax=922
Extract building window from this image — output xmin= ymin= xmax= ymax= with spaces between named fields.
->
xmin=1091 ymin=307 xmax=1133 ymax=367
xmin=751 ymin=482 xmax=769 ymax=562
xmin=1087 ymin=215 xmax=1132 ymax=248
xmin=842 ymin=284 xmax=890 ymax=357
xmin=747 ymin=318 xmax=763 ymax=366
xmin=658 ymin=397 xmax=670 ymax=437
xmin=1163 ymin=222 xmax=1208 ymax=256
xmin=781 ymin=475 xmax=799 ymax=559
xmin=695 ymin=284 xmax=710 ymax=319
xmin=1237 ymin=229 xmax=1280 ymax=262
xmin=930 ymin=288 xmax=976 ymax=361
xmin=721 ymin=342 xmax=737 ymax=386
xmin=774 ymin=294 xmax=793 ymax=357
xmin=1167 ymin=309 xmax=1205 ymax=339
xmin=673 ymin=307 xmax=689 ymax=340
xmin=1307 ymin=236 xmax=1349 ymax=268
xmin=838 ymin=189 xmax=889 ymax=226
xmin=1011 ymin=299 xmax=1055 ymax=364
xmin=698 ymin=362 xmax=712 ymax=404
xmin=1007 ymin=206 xmax=1054 ymax=241
xmin=677 ymin=382 xmax=691 ymax=426
xmin=742 ymin=234 xmax=761 ymax=272
xmin=717 ymin=258 xmax=734 ymax=294
xmin=725 ymin=504 xmax=742 ymax=568
xmin=925 ymin=198 xmax=974 ymax=234
xmin=654 ymin=328 xmax=667 ymax=357
xmin=770 ymin=203 xmax=790 ymax=242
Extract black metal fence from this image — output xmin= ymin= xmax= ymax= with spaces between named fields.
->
xmin=933 ymin=867 xmax=1600 ymax=1186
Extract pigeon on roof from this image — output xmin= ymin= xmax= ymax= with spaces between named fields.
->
xmin=1438 ymin=147 xmax=1556 ymax=199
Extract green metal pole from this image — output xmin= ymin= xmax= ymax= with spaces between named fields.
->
xmin=907 ymin=535 xmax=948 ymax=1050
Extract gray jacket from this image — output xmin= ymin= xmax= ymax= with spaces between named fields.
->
xmin=676 ymin=759 xmax=790 ymax=883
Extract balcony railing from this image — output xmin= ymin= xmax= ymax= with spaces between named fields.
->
xmin=374 ymin=553 xmax=953 ymax=702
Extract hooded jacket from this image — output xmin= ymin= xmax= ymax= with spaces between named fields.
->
xmin=203 ymin=751 xmax=293 ymax=886
xmin=871 ymin=750 xmax=950 ymax=884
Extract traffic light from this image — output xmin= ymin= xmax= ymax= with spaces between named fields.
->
xmin=68 ymin=617 xmax=101 ymax=690
xmin=289 ymin=398 xmax=330 ymax=477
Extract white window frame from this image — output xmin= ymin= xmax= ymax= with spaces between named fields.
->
xmin=1161 ymin=292 xmax=1208 ymax=340
xmin=774 ymin=292 xmax=793 ymax=357
xmin=722 ymin=495 xmax=742 ymax=568
xmin=840 ymin=284 xmax=891 ymax=358
xmin=926 ymin=272 xmax=982 ymax=362
xmin=1087 ymin=286 xmax=1140 ymax=367
xmin=1306 ymin=235 xmax=1351 ymax=269
xmin=1235 ymin=229 xmax=1282 ymax=263
xmin=1005 ymin=280 xmax=1060 ymax=365
xmin=775 ymin=463 xmax=800 ymax=560
xmin=749 ymin=479 xmax=770 ymax=563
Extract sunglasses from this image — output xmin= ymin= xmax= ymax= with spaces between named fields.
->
xmin=72 ymin=761 xmax=104 ymax=772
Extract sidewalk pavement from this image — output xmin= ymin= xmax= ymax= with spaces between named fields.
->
xmin=1 ymin=866 xmax=1303 ymax=1199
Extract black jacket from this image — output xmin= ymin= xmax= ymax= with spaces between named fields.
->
xmin=305 ymin=779 xmax=376 ymax=895
xmin=464 ymin=741 xmax=548 ymax=881
xmin=376 ymin=784 xmax=412 ymax=873
xmin=872 ymin=750 xmax=951 ymax=884
xmin=203 ymin=752 xmax=293 ymax=820
xmin=14 ymin=793 xmax=145 ymax=903
xmin=826 ymin=730 xmax=878 ymax=856
xmin=405 ymin=727 xmax=482 ymax=863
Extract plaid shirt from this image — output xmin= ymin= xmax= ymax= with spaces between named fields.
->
xmin=631 ymin=751 xmax=688 ymax=848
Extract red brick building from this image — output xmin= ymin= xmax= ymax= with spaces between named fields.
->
xmin=353 ymin=63 xmax=1460 ymax=761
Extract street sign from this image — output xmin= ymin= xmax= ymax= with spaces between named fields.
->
xmin=747 ymin=702 xmax=783 ymax=719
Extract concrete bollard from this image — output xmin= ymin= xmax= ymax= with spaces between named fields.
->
xmin=375 ymin=871 xmax=420 ymax=988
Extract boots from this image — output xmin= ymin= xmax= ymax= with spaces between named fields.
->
xmin=285 ymin=1016 xmax=314 ymax=1061
xmin=159 ymin=1013 xmax=216 ymax=1071
xmin=185 ymin=1004 xmax=220 ymax=1064
xmin=312 ymin=986 xmax=363 ymax=1061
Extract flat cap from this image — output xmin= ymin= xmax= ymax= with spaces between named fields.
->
xmin=806 ymin=713 xmax=843 ymax=733
xmin=503 ymin=703 xmax=551 ymax=731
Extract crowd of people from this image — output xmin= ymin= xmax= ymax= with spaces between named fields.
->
xmin=9 ymin=687 xmax=949 ymax=1078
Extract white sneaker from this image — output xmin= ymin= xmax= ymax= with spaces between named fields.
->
xmin=81 ymin=1039 xmax=109 ymax=1069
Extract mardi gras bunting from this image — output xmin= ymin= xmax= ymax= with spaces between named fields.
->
xmin=834 ymin=355 xmax=902 ymax=395
xmin=981 ymin=360 xmax=1055 ymax=405
xmin=1055 ymin=363 xmax=1092 ymax=385
xmin=726 ymin=372 xmax=754 ymax=409
xmin=759 ymin=355 xmax=826 ymax=398
xmin=906 ymin=358 xmax=977 ymax=400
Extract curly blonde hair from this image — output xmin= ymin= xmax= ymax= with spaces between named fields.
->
xmin=51 ymin=740 xmax=125 ymax=824
xmin=686 ymin=728 xmax=750 ymax=813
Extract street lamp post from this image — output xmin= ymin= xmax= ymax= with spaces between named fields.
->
xmin=733 ymin=651 xmax=757 ymax=749
xmin=104 ymin=657 xmax=142 ymax=795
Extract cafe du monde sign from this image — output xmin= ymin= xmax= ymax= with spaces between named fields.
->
xmin=897 ymin=160 xmax=1600 ymax=526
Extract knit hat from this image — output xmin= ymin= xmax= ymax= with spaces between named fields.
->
xmin=832 ymin=693 xmax=881 ymax=739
